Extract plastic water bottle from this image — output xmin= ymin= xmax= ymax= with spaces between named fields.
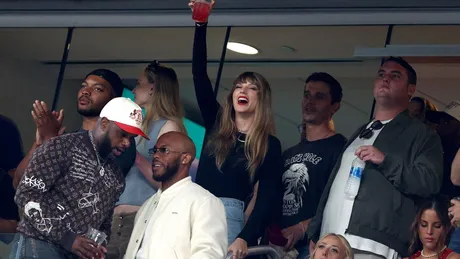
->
xmin=344 ymin=157 xmax=366 ymax=199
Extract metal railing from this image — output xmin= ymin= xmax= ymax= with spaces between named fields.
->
xmin=226 ymin=245 xmax=280 ymax=259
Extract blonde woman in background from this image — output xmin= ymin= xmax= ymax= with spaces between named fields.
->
xmin=309 ymin=234 xmax=354 ymax=259
xmin=106 ymin=61 xmax=186 ymax=259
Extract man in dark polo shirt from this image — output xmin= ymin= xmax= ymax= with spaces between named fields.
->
xmin=13 ymin=69 xmax=136 ymax=189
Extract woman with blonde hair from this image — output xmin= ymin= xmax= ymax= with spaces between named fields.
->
xmin=309 ymin=234 xmax=354 ymax=259
xmin=190 ymin=1 xmax=283 ymax=259
xmin=106 ymin=61 xmax=186 ymax=259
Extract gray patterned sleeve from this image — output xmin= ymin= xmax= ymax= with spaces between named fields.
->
xmin=14 ymin=136 xmax=75 ymax=250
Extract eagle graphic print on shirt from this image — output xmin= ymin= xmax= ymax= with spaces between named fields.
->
xmin=279 ymin=134 xmax=347 ymax=249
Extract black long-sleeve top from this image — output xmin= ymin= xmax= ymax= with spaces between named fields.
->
xmin=192 ymin=22 xmax=283 ymax=243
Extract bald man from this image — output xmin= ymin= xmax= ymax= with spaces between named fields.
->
xmin=123 ymin=132 xmax=228 ymax=259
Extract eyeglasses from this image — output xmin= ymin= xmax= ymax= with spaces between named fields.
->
xmin=148 ymin=147 xmax=187 ymax=155
xmin=359 ymin=120 xmax=385 ymax=139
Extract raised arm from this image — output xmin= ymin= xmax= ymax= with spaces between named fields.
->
xmin=14 ymin=101 xmax=64 ymax=189
xmin=192 ymin=22 xmax=221 ymax=131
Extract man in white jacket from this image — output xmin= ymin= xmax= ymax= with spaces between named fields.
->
xmin=123 ymin=132 xmax=228 ymax=259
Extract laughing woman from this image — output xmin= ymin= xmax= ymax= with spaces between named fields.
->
xmin=190 ymin=1 xmax=283 ymax=258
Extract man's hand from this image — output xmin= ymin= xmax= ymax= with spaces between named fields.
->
xmin=71 ymin=236 xmax=106 ymax=259
xmin=31 ymin=100 xmax=65 ymax=144
xmin=281 ymin=222 xmax=306 ymax=251
xmin=449 ymin=199 xmax=460 ymax=226
xmin=355 ymin=145 xmax=385 ymax=165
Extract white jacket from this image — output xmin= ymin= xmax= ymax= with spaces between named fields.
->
xmin=123 ymin=176 xmax=228 ymax=259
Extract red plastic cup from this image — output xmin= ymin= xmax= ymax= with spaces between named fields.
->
xmin=267 ymin=224 xmax=288 ymax=247
xmin=192 ymin=0 xmax=212 ymax=23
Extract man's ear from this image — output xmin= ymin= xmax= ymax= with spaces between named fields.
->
xmin=408 ymin=84 xmax=416 ymax=98
xmin=181 ymin=153 xmax=193 ymax=165
xmin=100 ymin=117 xmax=110 ymax=133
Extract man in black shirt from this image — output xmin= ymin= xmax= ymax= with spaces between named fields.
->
xmin=13 ymin=69 xmax=136 ymax=189
xmin=0 ymin=115 xmax=23 ymax=244
xmin=0 ymin=114 xmax=23 ymax=174
xmin=277 ymin=73 xmax=347 ymax=258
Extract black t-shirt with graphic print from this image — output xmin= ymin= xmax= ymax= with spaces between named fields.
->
xmin=280 ymin=133 xmax=347 ymax=248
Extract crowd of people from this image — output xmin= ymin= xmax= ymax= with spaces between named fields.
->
xmin=1 ymin=1 xmax=460 ymax=259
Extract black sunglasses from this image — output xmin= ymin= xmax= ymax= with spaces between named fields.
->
xmin=148 ymin=147 xmax=187 ymax=155
xmin=359 ymin=120 xmax=385 ymax=139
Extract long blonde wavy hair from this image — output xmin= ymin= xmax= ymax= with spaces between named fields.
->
xmin=139 ymin=62 xmax=186 ymax=145
xmin=207 ymin=72 xmax=275 ymax=181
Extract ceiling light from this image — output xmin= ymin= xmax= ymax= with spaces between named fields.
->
xmin=227 ymin=42 xmax=259 ymax=55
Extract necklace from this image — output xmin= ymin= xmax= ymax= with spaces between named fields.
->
xmin=88 ymin=131 xmax=107 ymax=177
xmin=421 ymin=245 xmax=447 ymax=258
xmin=237 ymin=133 xmax=246 ymax=143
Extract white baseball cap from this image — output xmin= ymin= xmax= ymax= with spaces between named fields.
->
xmin=426 ymin=100 xmax=460 ymax=123
xmin=100 ymin=97 xmax=149 ymax=139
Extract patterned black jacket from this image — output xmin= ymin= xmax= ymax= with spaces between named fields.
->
xmin=15 ymin=131 xmax=125 ymax=252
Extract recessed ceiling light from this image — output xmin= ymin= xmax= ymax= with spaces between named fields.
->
xmin=227 ymin=42 xmax=259 ymax=55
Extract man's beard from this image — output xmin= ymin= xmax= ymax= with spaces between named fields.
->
xmin=152 ymin=157 xmax=180 ymax=182
xmin=98 ymin=133 xmax=113 ymax=159
xmin=77 ymin=107 xmax=101 ymax=117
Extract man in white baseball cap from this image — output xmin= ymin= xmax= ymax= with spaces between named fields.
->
xmin=100 ymin=97 xmax=149 ymax=142
xmin=11 ymin=97 xmax=148 ymax=259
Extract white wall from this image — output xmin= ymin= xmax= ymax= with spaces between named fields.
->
xmin=0 ymin=57 xmax=85 ymax=149
xmin=0 ymin=57 xmax=58 ymax=148
xmin=57 ymin=79 xmax=84 ymax=133
xmin=415 ymin=78 xmax=460 ymax=109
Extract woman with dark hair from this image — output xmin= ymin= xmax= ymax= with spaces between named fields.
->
xmin=409 ymin=196 xmax=460 ymax=259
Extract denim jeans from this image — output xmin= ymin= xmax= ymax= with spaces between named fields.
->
xmin=106 ymin=212 xmax=136 ymax=259
xmin=220 ymin=197 xmax=245 ymax=246
xmin=9 ymin=234 xmax=74 ymax=259
xmin=449 ymin=227 xmax=460 ymax=253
